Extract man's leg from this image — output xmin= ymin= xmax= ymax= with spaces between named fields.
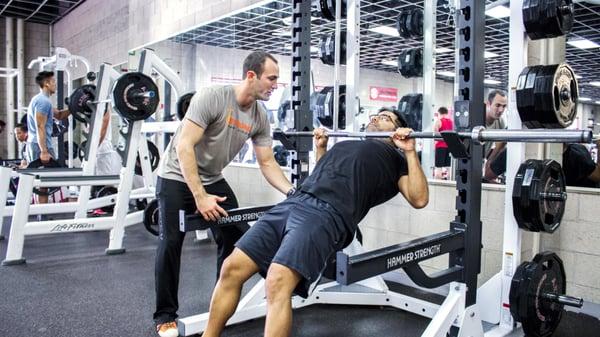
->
xmin=263 ymin=263 xmax=302 ymax=337
xmin=203 ymin=248 xmax=260 ymax=337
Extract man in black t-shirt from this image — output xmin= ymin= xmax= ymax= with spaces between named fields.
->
xmin=202 ymin=110 xmax=429 ymax=337
xmin=563 ymin=142 xmax=600 ymax=188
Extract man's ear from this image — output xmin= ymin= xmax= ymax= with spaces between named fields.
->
xmin=246 ymin=71 xmax=256 ymax=80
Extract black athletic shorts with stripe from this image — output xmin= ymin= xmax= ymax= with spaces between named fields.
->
xmin=235 ymin=192 xmax=348 ymax=298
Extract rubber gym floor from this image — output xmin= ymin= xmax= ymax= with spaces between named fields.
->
xmin=1 ymin=216 xmax=598 ymax=337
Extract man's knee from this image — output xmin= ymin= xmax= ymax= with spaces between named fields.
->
xmin=219 ymin=249 xmax=257 ymax=284
xmin=264 ymin=264 xmax=299 ymax=301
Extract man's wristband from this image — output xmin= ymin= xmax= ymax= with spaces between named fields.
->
xmin=286 ymin=187 xmax=296 ymax=198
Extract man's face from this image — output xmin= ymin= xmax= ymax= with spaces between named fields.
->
xmin=14 ymin=128 xmax=27 ymax=142
xmin=44 ymin=77 xmax=57 ymax=94
xmin=366 ymin=111 xmax=399 ymax=132
xmin=251 ymin=58 xmax=279 ymax=101
xmin=486 ymin=94 xmax=507 ymax=120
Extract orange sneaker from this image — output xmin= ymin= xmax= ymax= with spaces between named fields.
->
xmin=156 ymin=321 xmax=178 ymax=337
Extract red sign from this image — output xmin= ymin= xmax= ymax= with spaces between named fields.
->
xmin=369 ymin=86 xmax=398 ymax=102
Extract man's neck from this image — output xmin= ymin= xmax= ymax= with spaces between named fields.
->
xmin=233 ymin=83 xmax=255 ymax=111
xmin=41 ymin=88 xmax=51 ymax=97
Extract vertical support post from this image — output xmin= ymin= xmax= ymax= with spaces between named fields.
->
xmin=452 ymin=0 xmax=485 ymax=307
xmin=16 ymin=19 xmax=24 ymax=133
xmin=2 ymin=173 xmax=34 ymax=265
xmin=332 ymin=0 xmax=342 ymax=131
xmin=499 ymin=0 xmax=527 ymax=329
xmin=6 ymin=17 xmax=15 ymax=158
xmin=421 ymin=0 xmax=436 ymax=179
xmin=56 ymin=70 xmax=66 ymax=166
xmin=345 ymin=0 xmax=359 ymax=131
xmin=290 ymin=0 xmax=313 ymax=186
xmin=163 ymin=81 xmax=172 ymax=150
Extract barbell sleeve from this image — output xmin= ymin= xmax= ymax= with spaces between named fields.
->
xmin=542 ymin=293 xmax=584 ymax=308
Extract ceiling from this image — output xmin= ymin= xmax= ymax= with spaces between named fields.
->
xmin=168 ymin=0 xmax=600 ymax=101
xmin=0 ymin=0 xmax=86 ymax=25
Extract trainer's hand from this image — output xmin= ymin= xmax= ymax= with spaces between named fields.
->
xmin=313 ymin=127 xmax=329 ymax=149
xmin=40 ymin=150 xmax=51 ymax=164
xmin=195 ymin=195 xmax=228 ymax=222
xmin=391 ymin=128 xmax=416 ymax=152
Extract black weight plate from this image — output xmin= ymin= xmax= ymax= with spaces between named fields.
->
xmin=523 ymin=0 xmax=544 ymax=40
xmin=532 ymin=160 xmax=566 ymax=233
xmin=320 ymin=0 xmax=346 ymax=21
xmin=543 ymin=0 xmax=574 ymax=38
xmin=95 ymin=186 xmax=118 ymax=213
xmin=112 ymin=72 xmax=160 ymax=121
xmin=143 ymin=199 xmax=160 ymax=236
xmin=318 ymin=34 xmax=331 ymax=65
xmin=68 ymin=84 xmax=96 ymax=123
xmin=516 ymin=66 xmax=544 ymax=129
xmin=398 ymin=48 xmax=423 ymax=78
xmin=396 ymin=11 xmax=410 ymax=38
xmin=397 ymin=93 xmax=423 ymax=131
xmin=176 ymin=92 xmax=195 ymax=120
xmin=410 ymin=8 xmax=423 ymax=37
xmin=510 ymin=252 xmax=566 ymax=337
xmin=135 ymin=141 xmax=160 ymax=176
xmin=79 ymin=140 xmax=88 ymax=161
xmin=325 ymin=31 xmax=346 ymax=66
xmin=512 ymin=159 xmax=542 ymax=231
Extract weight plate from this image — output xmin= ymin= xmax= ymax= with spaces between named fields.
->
xmin=143 ymin=199 xmax=160 ymax=236
xmin=112 ymin=72 xmax=160 ymax=121
xmin=176 ymin=92 xmax=195 ymax=120
xmin=135 ymin=141 xmax=160 ymax=176
xmin=68 ymin=84 xmax=96 ymax=123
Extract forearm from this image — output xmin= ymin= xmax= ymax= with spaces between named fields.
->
xmin=177 ymin=144 xmax=207 ymax=198
xmin=315 ymin=147 xmax=327 ymax=162
xmin=36 ymin=127 xmax=48 ymax=152
xmin=54 ymin=109 xmax=70 ymax=120
xmin=259 ymin=160 xmax=293 ymax=194
xmin=404 ymin=150 xmax=429 ymax=206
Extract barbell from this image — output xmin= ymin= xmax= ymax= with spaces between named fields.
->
xmin=274 ymin=127 xmax=594 ymax=144
xmin=68 ymin=72 xmax=160 ymax=123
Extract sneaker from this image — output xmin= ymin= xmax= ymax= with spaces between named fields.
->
xmin=156 ymin=321 xmax=178 ymax=337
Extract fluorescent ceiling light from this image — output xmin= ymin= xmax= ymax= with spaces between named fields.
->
xmin=435 ymin=47 xmax=453 ymax=53
xmin=369 ymin=25 xmax=399 ymax=37
xmin=284 ymin=44 xmax=319 ymax=53
xmin=579 ymin=97 xmax=592 ymax=102
xmin=567 ymin=39 xmax=600 ymax=49
xmin=272 ymin=28 xmax=290 ymax=37
xmin=484 ymin=51 xmax=499 ymax=58
xmin=484 ymin=79 xmax=501 ymax=85
xmin=437 ymin=71 xmax=455 ymax=77
xmin=485 ymin=5 xmax=511 ymax=19
xmin=281 ymin=16 xmax=318 ymax=26
xmin=575 ymin=74 xmax=582 ymax=79
xmin=381 ymin=59 xmax=398 ymax=67
xmin=589 ymin=81 xmax=600 ymax=87
xmin=595 ymin=101 xmax=600 ymax=105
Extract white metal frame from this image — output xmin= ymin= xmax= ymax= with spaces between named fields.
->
xmin=1 ymin=63 xmax=158 ymax=264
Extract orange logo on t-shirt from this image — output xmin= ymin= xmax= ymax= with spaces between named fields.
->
xmin=226 ymin=107 xmax=252 ymax=134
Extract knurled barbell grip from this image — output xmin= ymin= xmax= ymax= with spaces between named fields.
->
xmin=542 ymin=293 xmax=584 ymax=308
xmin=540 ymin=192 xmax=568 ymax=201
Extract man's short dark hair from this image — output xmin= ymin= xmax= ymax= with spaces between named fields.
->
xmin=35 ymin=71 xmax=54 ymax=88
xmin=242 ymin=51 xmax=277 ymax=79
xmin=378 ymin=107 xmax=407 ymax=128
xmin=15 ymin=123 xmax=27 ymax=133
xmin=487 ymin=89 xmax=506 ymax=103
xmin=438 ymin=107 xmax=449 ymax=115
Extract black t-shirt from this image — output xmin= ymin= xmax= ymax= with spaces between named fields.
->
xmin=563 ymin=144 xmax=598 ymax=188
xmin=300 ymin=139 xmax=408 ymax=241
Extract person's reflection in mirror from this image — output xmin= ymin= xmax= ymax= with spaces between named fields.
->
xmin=563 ymin=140 xmax=600 ymax=188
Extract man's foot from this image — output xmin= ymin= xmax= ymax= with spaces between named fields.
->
xmin=156 ymin=321 xmax=178 ymax=337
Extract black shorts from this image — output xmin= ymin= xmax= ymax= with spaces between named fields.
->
xmin=235 ymin=192 xmax=347 ymax=298
xmin=435 ymin=147 xmax=451 ymax=167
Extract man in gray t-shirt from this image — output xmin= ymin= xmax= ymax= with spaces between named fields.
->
xmin=153 ymin=51 xmax=293 ymax=336
xmin=483 ymin=89 xmax=508 ymax=170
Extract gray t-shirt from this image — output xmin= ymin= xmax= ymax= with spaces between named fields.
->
xmin=157 ymin=85 xmax=272 ymax=184
xmin=484 ymin=117 xmax=506 ymax=156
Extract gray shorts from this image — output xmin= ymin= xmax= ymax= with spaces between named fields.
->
xmin=236 ymin=192 xmax=347 ymax=298
xmin=27 ymin=142 xmax=56 ymax=163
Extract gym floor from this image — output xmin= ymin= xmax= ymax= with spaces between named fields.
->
xmin=0 ymin=218 xmax=598 ymax=337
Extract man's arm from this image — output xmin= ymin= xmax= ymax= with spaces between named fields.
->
xmin=392 ymin=128 xmax=428 ymax=209
xmin=99 ymin=110 xmax=110 ymax=144
xmin=397 ymin=150 xmax=429 ymax=209
xmin=53 ymin=107 xmax=70 ymax=120
xmin=433 ymin=119 xmax=441 ymax=133
xmin=35 ymin=112 xmax=48 ymax=152
xmin=313 ymin=127 xmax=328 ymax=162
xmin=586 ymin=140 xmax=600 ymax=183
xmin=254 ymin=145 xmax=293 ymax=194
